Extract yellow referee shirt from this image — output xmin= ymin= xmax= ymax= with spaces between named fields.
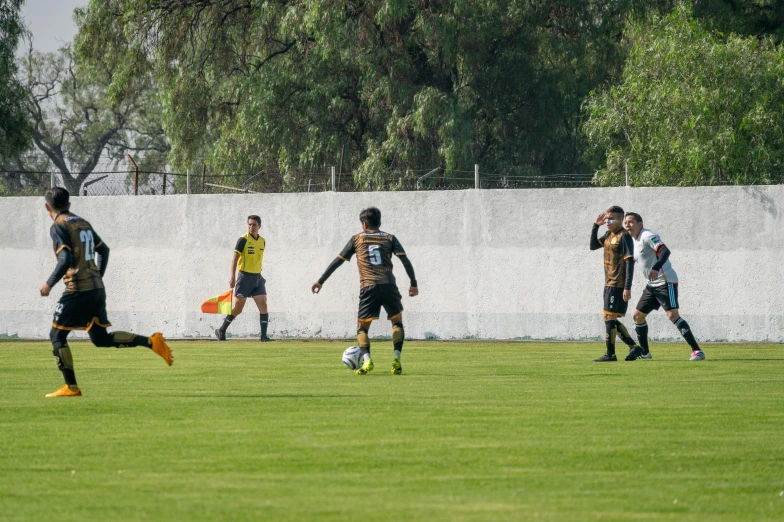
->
xmin=234 ymin=233 xmax=265 ymax=273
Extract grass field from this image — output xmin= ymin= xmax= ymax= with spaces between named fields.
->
xmin=1 ymin=340 xmax=783 ymax=521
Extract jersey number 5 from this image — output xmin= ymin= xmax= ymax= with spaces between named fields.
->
xmin=80 ymin=230 xmax=95 ymax=261
xmin=368 ymin=244 xmax=382 ymax=265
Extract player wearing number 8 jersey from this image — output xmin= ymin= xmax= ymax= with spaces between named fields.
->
xmin=312 ymin=207 xmax=418 ymax=375
xmin=39 ymin=188 xmax=173 ymax=398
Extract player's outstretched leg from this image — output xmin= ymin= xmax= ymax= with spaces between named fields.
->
xmin=215 ymin=315 xmax=234 ymax=341
xmin=88 ymin=326 xmax=173 ymax=366
xmin=355 ymin=321 xmax=374 ymax=375
xmin=390 ymin=314 xmax=404 ymax=375
xmin=617 ymin=321 xmax=643 ymax=361
xmin=46 ymin=328 xmax=82 ymax=397
xmin=673 ymin=317 xmax=704 ymax=361
xmin=594 ymin=319 xmax=618 ymax=362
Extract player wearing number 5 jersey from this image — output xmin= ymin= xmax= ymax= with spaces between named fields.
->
xmin=312 ymin=207 xmax=418 ymax=375
xmin=39 ymin=188 xmax=173 ymax=398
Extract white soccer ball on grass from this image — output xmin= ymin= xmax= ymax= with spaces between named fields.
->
xmin=342 ymin=346 xmax=361 ymax=369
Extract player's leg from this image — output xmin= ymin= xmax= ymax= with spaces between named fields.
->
xmin=355 ymin=286 xmax=379 ymax=375
xmin=595 ymin=287 xmax=620 ymax=361
xmin=253 ymin=276 xmax=270 ymax=341
xmin=383 ymin=285 xmax=406 ymax=375
xmin=663 ymin=285 xmax=704 ymax=360
xmin=632 ymin=309 xmax=652 ymax=358
xmin=216 ymin=296 xmax=247 ymax=341
xmin=46 ymin=327 xmax=81 ymax=397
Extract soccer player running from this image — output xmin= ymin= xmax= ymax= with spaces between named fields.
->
xmin=311 ymin=207 xmax=418 ymax=375
xmin=623 ymin=213 xmax=705 ymax=361
xmin=40 ymin=188 xmax=173 ymax=398
xmin=215 ymin=215 xmax=271 ymax=342
xmin=590 ymin=206 xmax=641 ymax=362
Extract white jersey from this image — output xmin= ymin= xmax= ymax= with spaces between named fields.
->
xmin=632 ymin=228 xmax=677 ymax=288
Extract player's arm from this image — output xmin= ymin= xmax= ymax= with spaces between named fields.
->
xmin=392 ymin=236 xmax=418 ymax=297
xmin=590 ymin=213 xmax=606 ymax=250
xmin=94 ymin=232 xmax=109 ymax=278
xmin=649 ymin=243 xmax=671 ymax=280
xmin=230 ymin=238 xmax=245 ymax=288
xmin=622 ymin=235 xmax=634 ymax=300
xmin=312 ymin=238 xmax=354 ymax=294
xmin=41 ymin=224 xmax=72 ymax=296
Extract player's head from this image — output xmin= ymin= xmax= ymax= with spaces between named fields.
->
xmin=360 ymin=207 xmax=381 ymax=230
xmin=605 ymin=205 xmax=624 ymax=232
xmin=247 ymin=215 xmax=261 ymax=235
xmin=624 ymin=212 xmax=643 ymax=236
xmin=44 ymin=187 xmax=70 ymax=215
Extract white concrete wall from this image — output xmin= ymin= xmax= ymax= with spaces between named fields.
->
xmin=1 ymin=185 xmax=782 ymax=342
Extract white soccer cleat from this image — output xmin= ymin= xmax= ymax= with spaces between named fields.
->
xmin=689 ymin=350 xmax=705 ymax=361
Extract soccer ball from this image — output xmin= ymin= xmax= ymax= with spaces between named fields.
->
xmin=342 ymin=346 xmax=361 ymax=369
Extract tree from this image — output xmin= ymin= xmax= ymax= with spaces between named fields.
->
xmin=4 ymin=43 xmax=169 ymax=195
xmin=0 ymin=0 xmax=31 ymax=161
xmin=77 ymin=0 xmax=684 ymax=190
xmin=583 ymin=4 xmax=784 ymax=186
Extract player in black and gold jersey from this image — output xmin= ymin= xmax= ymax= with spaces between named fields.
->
xmin=589 ymin=205 xmax=640 ymax=362
xmin=215 ymin=215 xmax=271 ymax=341
xmin=39 ymin=188 xmax=173 ymax=398
xmin=312 ymin=207 xmax=418 ymax=375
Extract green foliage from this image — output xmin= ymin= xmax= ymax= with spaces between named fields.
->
xmin=583 ymin=4 xmax=784 ymax=186
xmin=76 ymin=0 xmax=665 ymax=188
xmin=0 ymin=0 xmax=31 ymax=161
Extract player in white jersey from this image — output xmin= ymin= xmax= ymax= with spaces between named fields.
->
xmin=623 ymin=213 xmax=705 ymax=361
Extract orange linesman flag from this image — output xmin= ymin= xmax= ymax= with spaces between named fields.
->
xmin=201 ymin=290 xmax=233 ymax=314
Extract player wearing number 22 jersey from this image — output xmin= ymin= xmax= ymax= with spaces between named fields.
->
xmin=312 ymin=207 xmax=418 ymax=376
xmin=39 ymin=187 xmax=173 ymax=398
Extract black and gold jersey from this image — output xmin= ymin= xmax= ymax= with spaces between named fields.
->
xmin=339 ymin=231 xmax=406 ymax=289
xmin=235 ymin=232 xmax=265 ymax=273
xmin=50 ymin=211 xmax=105 ymax=292
xmin=600 ymin=228 xmax=634 ymax=288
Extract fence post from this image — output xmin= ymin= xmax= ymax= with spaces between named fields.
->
xmin=475 ymin=164 xmax=479 ymax=189
xmin=331 ymin=166 xmax=336 ymax=192
xmin=126 ymin=154 xmax=139 ymax=195
xmin=308 ymin=179 xmax=312 ymax=192
xmin=162 ymin=172 xmax=167 ymax=195
xmin=50 ymin=172 xmax=55 ymax=188
xmin=625 ymin=160 xmax=629 ymax=187
xmin=186 ymin=168 xmax=190 ymax=194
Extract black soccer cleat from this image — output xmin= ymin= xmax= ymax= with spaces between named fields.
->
xmin=593 ymin=353 xmax=617 ymax=362
xmin=215 ymin=328 xmax=226 ymax=341
xmin=259 ymin=336 xmax=272 ymax=342
xmin=625 ymin=345 xmax=643 ymax=361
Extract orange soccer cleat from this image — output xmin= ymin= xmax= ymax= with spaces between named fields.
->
xmin=45 ymin=385 xmax=82 ymax=398
xmin=150 ymin=332 xmax=174 ymax=366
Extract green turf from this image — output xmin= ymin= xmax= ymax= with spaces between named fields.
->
xmin=1 ymin=340 xmax=783 ymax=521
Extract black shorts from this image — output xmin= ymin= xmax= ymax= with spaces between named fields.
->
xmin=52 ymin=288 xmax=111 ymax=331
xmin=636 ymin=283 xmax=679 ymax=314
xmin=603 ymin=286 xmax=628 ymax=317
xmin=235 ymin=271 xmax=266 ymax=298
xmin=358 ymin=284 xmax=404 ymax=321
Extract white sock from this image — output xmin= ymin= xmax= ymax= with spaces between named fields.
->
xmin=393 ymin=350 xmax=401 ymax=360
xmin=361 ymin=353 xmax=371 ymax=362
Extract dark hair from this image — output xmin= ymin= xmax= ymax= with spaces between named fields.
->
xmin=45 ymin=187 xmax=70 ymax=211
xmin=625 ymin=212 xmax=643 ymax=224
xmin=359 ymin=207 xmax=381 ymax=228
xmin=606 ymin=205 xmax=624 ymax=216
xmin=247 ymin=215 xmax=261 ymax=225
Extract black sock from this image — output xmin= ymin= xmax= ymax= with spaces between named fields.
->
xmin=260 ymin=314 xmax=269 ymax=338
xmin=675 ymin=317 xmax=700 ymax=351
xmin=616 ymin=321 xmax=636 ymax=348
xmin=635 ymin=322 xmax=649 ymax=353
xmin=220 ymin=315 xmax=235 ymax=333
xmin=605 ymin=320 xmax=617 ymax=356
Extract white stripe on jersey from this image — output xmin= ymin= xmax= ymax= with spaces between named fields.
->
xmin=632 ymin=228 xmax=678 ymax=288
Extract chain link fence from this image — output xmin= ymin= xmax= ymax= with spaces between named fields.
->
xmin=1 ymin=166 xmax=597 ymax=197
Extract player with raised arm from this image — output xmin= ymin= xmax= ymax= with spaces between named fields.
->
xmin=40 ymin=188 xmax=173 ymax=398
xmin=312 ymin=207 xmax=418 ymax=375
xmin=589 ymin=206 xmax=640 ymax=362
xmin=623 ymin=213 xmax=705 ymax=361
xmin=215 ymin=215 xmax=271 ymax=342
